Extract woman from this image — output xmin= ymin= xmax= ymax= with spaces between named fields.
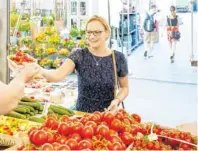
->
xmin=1 ymin=64 xmax=39 ymax=114
xmin=163 ymin=6 xmax=183 ymax=63
xmin=38 ymin=16 xmax=129 ymax=113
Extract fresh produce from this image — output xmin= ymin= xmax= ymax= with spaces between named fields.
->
xmin=22 ymin=110 xmax=197 ymax=150
xmin=48 ymin=104 xmax=75 ymax=116
xmin=0 ymin=116 xmax=39 ymax=136
xmin=5 ymin=98 xmax=44 ymax=121
xmin=9 ymin=51 xmax=35 ymax=65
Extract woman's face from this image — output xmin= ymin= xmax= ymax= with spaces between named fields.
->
xmin=86 ymin=21 xmax=109 ymax=49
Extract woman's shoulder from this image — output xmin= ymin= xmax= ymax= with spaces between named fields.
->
xmin=114 ymin=50 xmax=125 ymax=59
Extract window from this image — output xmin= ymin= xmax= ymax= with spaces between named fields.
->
xmin=80 ymin=2 xmax=86 ymax=15
xmin=71 ymin=1 xmax=77 ymax=15
xmin=71 ymin=18 xmax=77 ymax=28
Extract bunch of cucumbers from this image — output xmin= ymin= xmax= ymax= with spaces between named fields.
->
xmin=48 ymin=104 xmax=75 ymax=117
xmin=5 ymin=96 xmax=45 ymax=123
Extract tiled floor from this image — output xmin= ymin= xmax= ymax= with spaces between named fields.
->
xmin=124 ymin=13 xmax=197 ymax=128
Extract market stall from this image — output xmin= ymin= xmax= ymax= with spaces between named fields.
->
xmin=0 ymin=0 xmax=197 ymax=150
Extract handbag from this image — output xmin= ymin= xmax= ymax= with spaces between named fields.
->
xmin=112 ymin=50 xmax=125 ymax=109
xmin=168 ymin=17 xmax=181 ymax=40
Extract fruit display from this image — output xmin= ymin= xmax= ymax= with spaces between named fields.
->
xmin=8 ymin=51 xmax=36 ymax=66
xmin=16 ymin=110 xmax=197 ymax=150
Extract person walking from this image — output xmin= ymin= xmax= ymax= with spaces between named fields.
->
xmin=143 ymin=4 xmax=158 ymax=58
xmin=162 ymin=6 xmax=183 ymax=63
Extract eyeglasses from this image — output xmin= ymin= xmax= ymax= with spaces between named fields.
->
xmin=85 ymin=30 xmax=104 ymax=36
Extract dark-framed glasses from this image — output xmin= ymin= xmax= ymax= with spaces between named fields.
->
xmin=85 ymin=30 xmax=104 ymax=36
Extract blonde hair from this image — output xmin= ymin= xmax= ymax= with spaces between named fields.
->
xmin=86 ymin=15 xmax=110 ymax=33
xmin=170 ymin=6 xmax=177 ymax=18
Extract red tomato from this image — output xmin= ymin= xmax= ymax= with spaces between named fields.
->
xmin=82 ymin=126 xmax=94 ymax=139
xmin=78 ymin=140 xmax=93 ymax=150
xmin=47 ymin=114 xmax=58 ymax=120
xmin=80 ymin=117 xmax=89 ymax=125
xmin=108 ymin=135 xmax=122 ymax=143
xmin=96 ymin=125 xmax=110 ymax=138
xmin=110 ymin=119 xmax=122 ymax=132
xmin=28 ymin=127 xmax=37 ymax=136
xmin=32 ymin=130 xmax=48 ymax=146
xmin=153 ymin=127 xmax=162 ymax=135
xmin=103 ymin=112 xmax=115 ymax=125
xmin=120 ymin=132 xmax=134 ymax=145
xmin=47 ymin=132 xmax=54 ymax=143
xmin=93 ymin=111 xmax=102 ymax=118
xmin=153 ymin=144 xmax=162 ymax=150
xmin=118 ymin=109 xmax=127 ymax=115
xmin=45 ymin=118 xmax=59 ymax=130
xmin=58 ymin=123 xmax=70 ymax=136
xmin=41 ymin=143 xmax=54 ymax=150
xmin=131 ymin=113 xmax=141 ymax=123
xmin=56 ymin=136 xmax=67 ymax=144
xmin=114 ymin=112 xmax=124 ymax=121
xmin=109 ymin=129 xmax=118 ymax=136
xmin=146 ymin=142 xmax=154 ymax=150
xmin=89 ymin=114 xmax=101 ymax=123
xmin=108 ymin=142 xmax=122 ymax=150
xmin=53 ymin=133 xmax=60 ymax=142
xmin=58 ymin=145 xmax=70 ymax=150
xmin=121 ymin=143 xmax=127 ymax=150
xmin=59 ymin=115 xmax=70 ymax=122
xmin=52 ymin=142 xmax=60 ymax=150
xmin=29 ymin=130 xmax=37 ymax=143
xmin=121 ymin=126 xmax=132 ymax=133
xmin=17 ymin=145 xmax=25 ymax=150
xmin=180 ymin=143 xmax=190 ymax=150
xmin=85 ymin=121 xmax=97 ymax=133
xmin=72 ymin=122 xmax=83 ymax=134
xmin=66 ymin=139 xmax=78 ymax=150
xmin=70 ymin=133 xmax=82 ymax=142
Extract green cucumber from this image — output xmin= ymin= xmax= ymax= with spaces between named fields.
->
xmin=28 ymin=116 xmax=45 ymax=123
xmin=49 ymin=105 xmax=73 ymax=116
xmin=19 ymin=101 xmax=41 ymax=109
xmin=14 ymin=107 xmax=27 ymax=114
xmin=56 ymin=105 xmax=75 ymax=115
xmin=5 ymin=111 xmax=26 ymax=119
xmin=39 ymin=105 xmax=44 ymax=111
xmin=18 ymin=105 xmax=35 ymax=112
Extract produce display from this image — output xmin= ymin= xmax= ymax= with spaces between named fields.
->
xmin=15 ymin=109 xmax=197 ymax=150
xmin=5 ymin=97 xmax=44 ymax=121
xmin=8 ymin=51 xmax=36 ymax=66
xmin=0 ymin=116 xmax=40 ymax=136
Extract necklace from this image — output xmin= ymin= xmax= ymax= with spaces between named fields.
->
xmin=92 ymin=55 xmax=103 ymax=66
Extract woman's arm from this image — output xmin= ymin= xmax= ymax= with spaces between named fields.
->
xmin=41 ymin=58 xmax=75 ymax=82
xmin=107 ymin=76 xmax=129 ymax=112
xmin=114 ymin=76 xmax=129 ymax=105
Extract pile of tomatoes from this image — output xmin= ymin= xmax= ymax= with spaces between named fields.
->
xmin=19 ymin=109 xmax=197 ymax=150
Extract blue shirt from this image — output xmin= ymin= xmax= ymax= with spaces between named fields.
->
xmin=68 ymin=48 xmax=128 ymax=113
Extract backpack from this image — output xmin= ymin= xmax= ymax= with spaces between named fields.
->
xmin=144 ymin=12 xmax=156 ymax=32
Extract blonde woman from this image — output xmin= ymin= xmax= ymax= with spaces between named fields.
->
xmin=37 ymin=16 xmax=129 ymax=113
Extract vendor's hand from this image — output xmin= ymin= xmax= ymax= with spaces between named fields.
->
xmin=107 ymin=99 xmax=119 ymax=113
xmin=20 ymin=63 xmax=39 ymax=82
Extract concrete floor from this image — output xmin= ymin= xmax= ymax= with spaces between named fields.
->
xmin=124 ymin=13 xmax=197 ymax=128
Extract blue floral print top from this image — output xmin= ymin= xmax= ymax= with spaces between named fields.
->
xmin=68 ymin=48 xmax=128 ymax=113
